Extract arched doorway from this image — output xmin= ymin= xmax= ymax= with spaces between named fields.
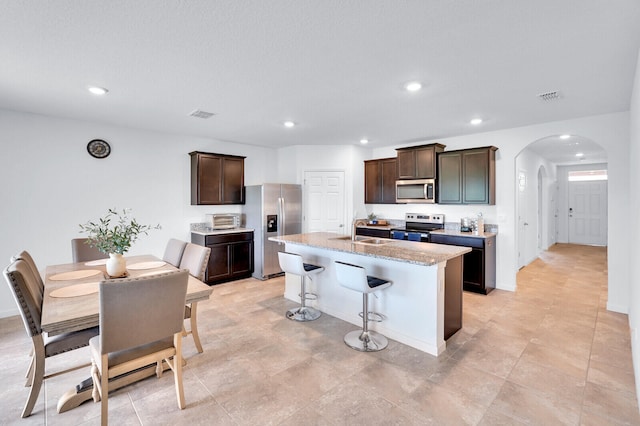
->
xmin=515 ymin=134 xmax=607 ymax=269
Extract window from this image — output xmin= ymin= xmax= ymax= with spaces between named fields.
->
xmin=568 ymin=170 xmax=608 ymax=181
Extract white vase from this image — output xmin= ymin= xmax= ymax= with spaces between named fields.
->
xmin=106 ymin=253 xmax=127 ymax=278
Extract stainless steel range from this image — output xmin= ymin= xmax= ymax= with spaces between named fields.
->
xmin=391 ymin=213 xmax=445 ymax=242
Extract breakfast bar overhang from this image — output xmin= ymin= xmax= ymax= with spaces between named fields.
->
xmin=270 ymin=233 xmax=471 ymax=356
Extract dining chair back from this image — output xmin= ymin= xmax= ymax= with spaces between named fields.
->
xmin=10 ymin=250 xmax=43 ymax=294
xmin=3 ymin=258 xmax=99 ymax=418
xmin=71 ymin=238 xmax=108 ymax=263
xmin=90 ymin=269 xmax=189 ymax=425
xmin=178 ymin=243 xmax=210 ymax=281
xmin=177 ymin=243 xmax=211 ymax=353
xmin=163 ymin=238 xmax=187 ymax=267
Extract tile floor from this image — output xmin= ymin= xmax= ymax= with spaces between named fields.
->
xmin=1 ymin=243 xmax=638 ymax=425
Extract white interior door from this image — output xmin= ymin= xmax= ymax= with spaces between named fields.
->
xmin=517 ymin=170 xmax=529 ymax=268
xmin=568 ymin=180 xmax=608 ymax=245
xmin=537 ymin=169 xmax=543 ymax=251
xmin=304 ymin=170 xmax=345 ymax=234
xmin=549 ymin=181 xmax=558 ymax=247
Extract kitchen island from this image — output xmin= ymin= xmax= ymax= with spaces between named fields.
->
xmin=270 ymin=232 xmax=470 ymax=356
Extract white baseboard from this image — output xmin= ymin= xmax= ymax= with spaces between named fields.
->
xmin=607 ymin=302 xmax=629 ymax=314
xmin=0 ymin=307 xmax=18 ymax=319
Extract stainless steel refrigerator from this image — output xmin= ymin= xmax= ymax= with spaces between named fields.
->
xmin=244 ymin=184 xmax=302 ymax=280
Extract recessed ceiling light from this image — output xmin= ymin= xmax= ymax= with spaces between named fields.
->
xmin=560 ymin=134 xmax=571 ymax=140
xmin=283 ymin=121 xmax=296 ymax=128
xmin=470 ymin=118 xmax=483 ymax=125
xmin=88 ymin=86 xmax=108 ymax=95
xmin=404 ymin=81 xmax=422 ymax=92
xmin=575 ymin=152 xmax=584 ymax=157
xmin=360 ymin=139 xmax=369 ymax=145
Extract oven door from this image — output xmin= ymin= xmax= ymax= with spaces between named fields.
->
xmin=391 ymin=230 xmax=430 ymax=242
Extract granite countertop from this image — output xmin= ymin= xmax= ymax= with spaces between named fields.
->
xmin=191 ymin=227 xmax=254 ymax=236
xmin=430 ymin=229 xmax=497 ymax=239
xmin=270 ymin=232 xmax=470 ymax=266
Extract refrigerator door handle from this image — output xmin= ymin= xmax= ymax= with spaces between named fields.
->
xmin=277 ymin=197 xmax=284 ymax=244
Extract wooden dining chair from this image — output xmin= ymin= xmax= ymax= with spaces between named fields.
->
xmin=162 ymin=238 xmax=187 ymax=267
xmin=3 ymin=258 xmax=99 ymax=418
xmin=71 ymin=238 xmax=108 ymax=263
xmin=10 ymin=250 xmax=43 ymax=293
xmin=178 ymin=243 xmax=211 ymax=353
xmin=90 ymin=270 xmax=189 ymax=426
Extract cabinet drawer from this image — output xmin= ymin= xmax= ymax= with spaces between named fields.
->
xmin=205 ymin=232 xmax=252 ymax=245
xmin=430 ymin=234 xmax=484 ymax=249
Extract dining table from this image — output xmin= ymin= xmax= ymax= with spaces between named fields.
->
xmin=40 ymin=254 xmax=213 ymax=413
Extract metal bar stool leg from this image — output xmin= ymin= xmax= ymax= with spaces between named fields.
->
xmin=286 ymin=275 xmax=321 ymax=321
xmin=343 ymin=292 xmax=389 ymax=352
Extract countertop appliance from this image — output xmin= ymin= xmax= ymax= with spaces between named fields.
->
xmin=390 ymin=213 xmax=445 ymax=242
xmin=395 ymin=178 xmax=436 ymax=204
xmin=243 ymin=184 xmax=302 ymax=280
xmin=205 ymin=213 xmax=240 ymax=229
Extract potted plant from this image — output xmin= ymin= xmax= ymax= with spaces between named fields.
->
xmin=79 ymin=208 xmax=161 ymax=277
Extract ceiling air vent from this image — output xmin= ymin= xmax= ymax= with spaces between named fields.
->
xmin=189 ymin=109 xmax=215 ymax=119
xmin=537 ymin=91 xmax=561 ymax=102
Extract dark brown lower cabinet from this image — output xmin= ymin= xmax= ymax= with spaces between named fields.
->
xmin=191 ymin=231 xmax=254 ymax=284
xmin=430 ymin=233 xmax=496 ymax=295
xmin=355 ymin=227 xmax=391 ymax=238
xmin=443 ymin=254 xmax=463 ymax=340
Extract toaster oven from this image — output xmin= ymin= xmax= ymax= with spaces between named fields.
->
xmin=206 ymin=213 xmax=240 ymax=229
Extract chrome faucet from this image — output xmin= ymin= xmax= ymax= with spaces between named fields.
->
xmin=352 ymin=219 xmax=366 ymax=241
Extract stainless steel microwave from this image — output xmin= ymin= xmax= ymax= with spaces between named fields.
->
xmin=396 ymin=179 xmax=436 ymax=203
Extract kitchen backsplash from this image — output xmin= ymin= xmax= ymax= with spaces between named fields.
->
xmin=444 ymin=222 xmax=498 ymax=233
xmin=358 ymin=218 xmax=497 ymax=233
xmin=190 ymin=222 xmax=213 ymax=232
xmin=191 ymin=220 xmax=498 ymax=233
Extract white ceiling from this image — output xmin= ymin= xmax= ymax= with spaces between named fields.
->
xmin=1 ymin=1 xmax=639 ymax=165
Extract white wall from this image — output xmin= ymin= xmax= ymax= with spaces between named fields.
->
xmin=628 ymin=48 xmax=640 ymax=411
xmin=0 ymin=109 xmax=278 ymax=317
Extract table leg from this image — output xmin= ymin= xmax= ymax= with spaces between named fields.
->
xmin=56 ymin=360 xmax=176 ymax=413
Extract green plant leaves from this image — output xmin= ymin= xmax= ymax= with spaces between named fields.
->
xmin=79 ymin=208 xmax=161 ymax=255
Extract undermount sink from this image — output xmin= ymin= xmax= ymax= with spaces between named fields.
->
xmin=329 ymin=235 xmax=393 ymax=245
xmin=354 ymin=238 xmax=393 ymax=246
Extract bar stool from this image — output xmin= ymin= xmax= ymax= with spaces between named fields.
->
xmin=278 ymin=252 xmax=324 ymax=321
xmin=334 ymin=261 xmax=392 ymax=352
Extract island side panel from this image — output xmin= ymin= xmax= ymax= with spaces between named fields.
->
xmin=282 ymin=242 xmax=447 ymax=356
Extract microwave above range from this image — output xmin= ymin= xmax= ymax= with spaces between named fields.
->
xmin=396 ymin=178 xmax=435 ymax=204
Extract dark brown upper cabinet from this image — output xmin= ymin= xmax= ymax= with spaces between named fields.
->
xmin=364 ymin=157 xmax=397 ymax=204
xmin=396 ymin=143 xmax=446 ymax=179
xmin=190 ymin=151 xmax=245 ymax=205
xmin=437 ymin=146 xmax=498 ymax=205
